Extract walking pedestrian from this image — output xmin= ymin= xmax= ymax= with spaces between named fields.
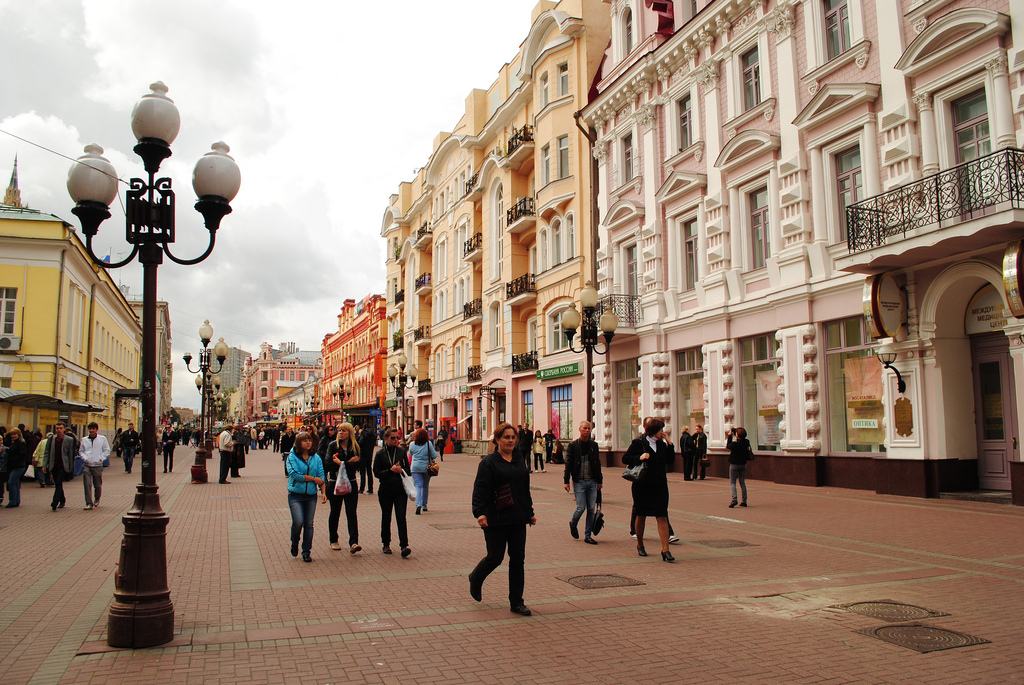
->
xmin=286 ymin=431 xmax=325 ymax=562
xmin=43 ymin=421 xmax=76 ymax=511
xmin=217 ymin=426 xmax=234 ymax=484
xmin=623 ymin=419 xmax=675 ymax=562
xmin=32 ymin=431 xmax=50 ymax=487
xmin=4 ymin=428 xmax=28 ymax=508
xmin=357 ymin=423 xmax=376 ymax=494
xmin=408 ymin=428 xmax=437 ymax=515
xmin=679 ymin=426 xmax=695 ymax=481
xmin=564 ymin=421 xmax=602 ymax=544
xmin=372 ymin=428 xmax=412 ymax=557
xmin=469 ymin=422 xmax=536 ymax=615
xmin=162 ymin=427 xmax=177 ymax=473
xmin=121 ymin=422 xmax=139 ymax=474
xmin=726 ymin=426 xmax=754 ymax=508
xmin=693 ymin=424 xmax=708 ymax=479
xmin=532 ymin=430 xmax=545 ymax=473
xmin=79 ymin=422 xmax=109 ymax=510
xmin=324 ymin=422 xmax=362 ymax=554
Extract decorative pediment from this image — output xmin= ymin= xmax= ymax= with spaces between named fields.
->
xmin=895 ymin=9 xmax=1009 ymax=78
xmin=713 ymin=130 xmax=780 ymax=173
xmin=793 ymin=83 xmax=880 ymax=131
xmin=516 ymin=10 xmax=574 ymax=81
xmin=603 ymin=199 xmax=645 ymax=231
xmin=655 ymin=171 xmax=707 ymax=205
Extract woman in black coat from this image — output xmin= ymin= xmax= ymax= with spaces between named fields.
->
xmin=372 ymin=427 xmax=412 ymax=557
xmin=622 ymin=418 xmax=675 ymax=562
xmin=469 ymin=422 xmax=536 ymax=616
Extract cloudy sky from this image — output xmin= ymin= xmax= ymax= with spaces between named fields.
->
xmin=0 ymin=0 xmax=546 ymax=409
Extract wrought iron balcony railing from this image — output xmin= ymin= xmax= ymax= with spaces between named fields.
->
xmin=392 ymin=339 xmax=403 ymax=352
xmin=464 ymin=173 xmax=478 ymax=197
xmin=506 ymin=273 xmax=537 ymax=300
xmin=597 ymin=294 xmax=642 ymax=328
xmin=415 ymin=272 xmax=432 ymax=290
xmin=463 ymin=231 xmax=482 ymax=257
xmin=417 ymin=379 xmax=431 ymax=393
xmin=394 ymin=289 xmax=405 ymax=305
xmin=467 ymin=365 xmax=482 ymax=382
xmin=413 ymin=325 xmax=430 ymax=341
xmin=506 ymin=124 xmax=534 ymax=156
xmin=417 ymin=222 xmax=432 ymax=241
xmin=507 ymin=196 xmax=536 ymax=226
xmin=846 ymin=148 xmax=1024 ymax=254
xmin=512 ymin=350 xmax=538 ymax=373
xmin=464 ymin=297 xmax=483 ymax=320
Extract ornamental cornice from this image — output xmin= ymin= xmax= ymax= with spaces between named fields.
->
xmin=985 ymin=53 xmax=1009 ymax=77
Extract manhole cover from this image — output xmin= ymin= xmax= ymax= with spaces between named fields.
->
xmin=211 ymin=496 xmax=243 ymax=500
xmin=694 ymin=539 xmax=757 ymax=548
xmin=430 ymin=523 xmax=480 ymax=530
xmin=837 ymin=600 xmax=948 ymax=622
xmin=563 ymin=574 xmax=645 ymax=590
xmin=857 ymin=624 xmax=990 ymax=653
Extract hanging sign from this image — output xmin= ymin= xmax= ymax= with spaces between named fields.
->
xmin=1002 ymin=240 xmax=1024 ymax=318
xmin=863 ymin=273 xmax=903 ymax=339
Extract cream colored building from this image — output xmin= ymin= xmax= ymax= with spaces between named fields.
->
xmin=381 ymin=0 xmax=610 ymax=445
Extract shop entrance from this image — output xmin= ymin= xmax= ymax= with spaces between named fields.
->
xmin=970 ymin=333 xmax=1018 ymax=490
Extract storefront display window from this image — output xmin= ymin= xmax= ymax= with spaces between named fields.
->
xmin=740 ymin=334 xmax=781 ymax=451
xmin=522 ymin=390 xmax=534 ymax=430
xmin=616 ymin=359 xmax=641 ymax=448
xmin=549 ymin=384 xmax=572 ymax=439
xmin=675 ymin=347 xmax=705 ymax=433
xmin=825 ymin=317 xmax=885 ymax=453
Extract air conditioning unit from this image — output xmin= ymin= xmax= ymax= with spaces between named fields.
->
xmin=0 ymin=336 xmax=21 ymax=352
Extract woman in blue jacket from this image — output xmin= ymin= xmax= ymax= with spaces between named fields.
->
xmin=286 ymin=431 xmax=326 ymax=562
xmin=408 ymin=428 xmax=438 ymax=515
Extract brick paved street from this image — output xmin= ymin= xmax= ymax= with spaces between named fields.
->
xmin=1 ymin=445 xmax=1022 ymax=684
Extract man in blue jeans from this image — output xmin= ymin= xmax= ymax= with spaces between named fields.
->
xmin=563 ymin=421 xmax=603 ymax=545
xmin=121 ymin=422 xmax=139 ymax=474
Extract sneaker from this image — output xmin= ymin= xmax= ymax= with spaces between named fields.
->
xmin=669 ymin=535 xmax=680 ymax=544
xmin=630 ymin=533 xmax=637 ymax=539
xmin=83 ymin=504 xmax=94 ymax=510
xmin=740 ymin=502 xmax=747 ymax=507
xmin=569 ymin=521 xmax=579 ymax=539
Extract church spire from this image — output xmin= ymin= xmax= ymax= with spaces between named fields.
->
xmin=4 ymin=155 xmax=23 ymax=208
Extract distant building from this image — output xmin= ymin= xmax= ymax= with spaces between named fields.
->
xmin=238 ymin=342 xmax=321 ymax=422
xmin=321 ymin=294 xmax=387 ymax=428
xmin=218 ymin=345 xmax=250 ymax=392
xmin=127 ymin=296 xmax=172 ymax=422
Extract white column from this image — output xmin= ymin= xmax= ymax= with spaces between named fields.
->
xmin=728 ymin=186 xmax=742 ymax=270
xmin=768 ymin=165 xmax=783 ymax=257
xmin=861 ymin=117 xmax=881 ymax=198
xmin=987 ymin=55 xmax=1016 ymax=150
xmin=914 ymin=93 xmax=939 ymax=175
xmin=810 ymin=147 xmax=827 ymax=243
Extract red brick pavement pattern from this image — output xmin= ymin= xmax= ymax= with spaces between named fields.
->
xmin=0 ymin=445 xmax=1022 ymax=683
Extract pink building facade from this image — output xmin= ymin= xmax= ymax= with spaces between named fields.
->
xmin=582 ymin=0 xmax=1024 ymax=501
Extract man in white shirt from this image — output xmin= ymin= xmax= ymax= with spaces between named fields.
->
xmin=217 ymin=427 xmax=235 ymax=484
xmin=79 ymin=422 xmax=111 ymax=510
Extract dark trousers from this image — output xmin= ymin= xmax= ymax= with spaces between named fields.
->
xmin=122 ymin=446 xmax=135 ymax=473
xmin=51 ymin=466 xmax=67 ymax=508
xmin=472 ymin=524 xmax=527 ymax=606
xmin=327 ymin=490 xmax=359 ymax=545
xmin=163 ymin=444 xmax=175 ymax=472
xmin=694 ymin=455 xmax=707 ymax=479
xmin=359 ymin=460 xmax=373 ymax=493
xmin=377 ymin=487 xmax=408 ymax=548
xmin=682 ymin=453 xmax=694 ymax=480
xmin=533 ymin=453 xmax=544 ymax=471
xmin=545 ymin=445 xmax=553 ymax=463
xmin=218 ymin=450 xmax=231 ymax=483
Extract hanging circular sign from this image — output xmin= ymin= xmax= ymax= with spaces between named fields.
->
xmin=863 ymin=273 xmax=903 ymax=339
xmin=1002 ymin=240 xmax=1024 ymax=318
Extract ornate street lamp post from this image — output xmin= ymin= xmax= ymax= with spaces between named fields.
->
xmin=66 ymin=81 xmax=240 ymax=649
xmin=560 ymin=281 xmax=618 ymax=425
xmin=182 ymin=322 xmax=228 ymax=483
xmin=388 ymin=353 xmax=417 ymax=437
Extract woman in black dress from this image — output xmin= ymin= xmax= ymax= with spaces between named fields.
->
xmin=622 ymin=418 xmax=675 ymax=562
xmin=469 ymin=422 xmax=536 ymax=616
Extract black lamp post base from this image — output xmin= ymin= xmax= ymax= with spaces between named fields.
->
xmin=107 ymin=597 xmax=175 ymax=649
xmin=191 ymin=446 xmax=209 ymax=483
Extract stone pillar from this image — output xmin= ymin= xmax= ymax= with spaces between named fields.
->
xmin=986 ymin=55 xmax=1016 ymax=150
xmin=914 ymin=92 xmax=938 ymax=176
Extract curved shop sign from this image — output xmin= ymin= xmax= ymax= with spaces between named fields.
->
xmin=965 ymin=284 xmax=1008 ymax=335
xmin=863 ymin=273 xmax=903 ymax=339
xmin=1003 ymin=240 xmax=1024 ymax=318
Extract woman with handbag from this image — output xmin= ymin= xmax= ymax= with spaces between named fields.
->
xmin=726 ymin=426 xmax=754 ymax=508
xmin=286 ymin=431 xmax=326 ymax=562
xmin=532 ymin=430 xmax=546 ymax=473
xmin=622 ymin=418 xmax=675 ymax=562
xmin=469 ymin=422 xmax=536 ymax=616
xmin=372 ymin=428 xmax=412 ymax=557
xmin=324 ymin=422 xmax=362 ymax=554
xmin=409 ymin=428 xmax=437 ymax=515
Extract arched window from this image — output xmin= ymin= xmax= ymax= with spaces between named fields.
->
xmin=623 ymin=8 xmax=634 ymax=56
xmin=549 ymin=309 xmax=569 ymax=352
xmin=436 ymin=237 xmax=447 ymax=281
xmin=540 ymin=227 xmax=549 ymax=271
xmin=491 ymin=184 xmax=504 ymax=281
xmin=552 ymin=219 xmax=563 ymax=265
xmin=457 ymin=278 xmax=466 ymax=310
xmin=566 ymin=214 xmax=576 ymax=259
xmin=454 ymin=344 xmax=463 ymax=377
xmin=489 ymin=302 xmax=501 ymax=349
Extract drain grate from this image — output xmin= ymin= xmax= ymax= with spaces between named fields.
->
xmin=694 ymin=539 xmax=757 ymax=548
xmin=857 ymin=624 xmax=990 ymax=653
xmin=563 ymin=574 xmax=645 ymax=590
xmin=210 ymin=495 xmax=243 ymax=500
xmin=836 ymin=600 xmax=948 ymax=622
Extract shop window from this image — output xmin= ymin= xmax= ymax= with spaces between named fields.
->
xmin=825 ymin=317 xmax=885 ymax=453
xmin=616 ymin=359 xmax=641 ymax=448
xmin=522 ymin=389 xmax=534 ymax=430
xmin=675 ymin=347 xmax=705 ymax=433
xmin=740 ymin=333 xmax=781 ymax=451
xmin=549 ymin=384 xmax=573 ymax=439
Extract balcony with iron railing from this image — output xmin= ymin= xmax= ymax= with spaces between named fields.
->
xmin=840 ymin=148 xmax=1024 ymax=273
xmin=506 ymin=273 xmax=537 ymax=305
xmin=463 ymin=297 xmax=483 ymax=324
xmin=417 ymin=378 xmax=432 ymax=393
xmin=413 ymin=325 xmax=430 ymax=347
xmin=415 ymin=222 xmax=433 ymax=248
xmin=597 ymin=294 xmax=642 ymax=329
xmin=467 ymin=364 xmax=482 ymax=382
xmin=512 ymin=350 xmax=538 ymax=373
xmin=392 ymin=330 xmax=403 ymax=352
xmin=464 ymin=172 xmax=479 ymax=198
xmin=394 ymin=289 xmax=405 ymax=307
xmin=415 ymin=272 xmax=432 ymax=293
xmin=506 ymin=124 xmax=534 ymax=170
xmin=463 ymin=232 xmax=483 ymax=262
xmin=506 ymin=196 xmax=536 ymax=233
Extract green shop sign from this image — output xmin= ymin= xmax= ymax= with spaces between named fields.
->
xmin=537 ymin=362 xmax=580 ymax=380
xmin=384 ymin=399 xmax=398 ymax=408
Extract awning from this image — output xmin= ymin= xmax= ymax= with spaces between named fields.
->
xmin=0 ymin=388 xmax=107 ymax=413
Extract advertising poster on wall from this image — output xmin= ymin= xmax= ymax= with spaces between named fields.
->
xmin=755 ymin=369 xmax=782 ymax=447
xmin=843 ymin=355 xmax=885 ymax=446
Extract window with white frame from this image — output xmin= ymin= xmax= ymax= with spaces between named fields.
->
xmin=623 ymin=8 xmax=634 ymax=56
xmin=683 ymin=218 xmax=698 ymax=291
xmin=835 ymin=146 xmax=862 ymax=242
xmin=622 ymin=132 xmax=634 ymax=183
xmin=489 ymin=302 xmax=501 ymax=349
xmin=552 ymin=219 xmax=563 ymax=266
xmin=678 ymin=95 xmax=692 ymax=150
xmin=455 ymin=222 xmax=467 ymax=264
xmin=436 ymin=237 xmax=447 ymax=281
xmin=625 ymin=243 xmax=640 ymax=296
xmin=740 ymin=333 xmax=781 ymax=451
xmin=457 ymin=277 xmax=466 ymax=310
xmin=566 ymin=214 xmax=575 ymax=259
xmin=529 ymin=245 xmax=538 ymax=275
xmin=491 ymin=185 xmax=504 ymax=281
xmin=952 ymin=89 xmax=990 ymax=163
xmin=454 ymin=344 xmax=462 ymax=377
xmin=549 ymin=310 xmax=569 ymax=352
xmin=749 ymin=187 xmax=770 ymax=269
xmin=741 ymin=46 xmax=761 ymax=111
xmin=541 ymin=144 xmax=551 ymax=185
xmin=557 ymin=135 xmax=570 ymax=178
xmin=539 ymin=72 xmax=549 ymax=108
xmin=558 ymin=63 xmax=569 ymax=96
xmin=528 ymin=317 xmax=538 ymax=352
xmin=540 ymin=227 xmax=549 ymax=271
xmin=824 ymin=0 xmax=851 ymax=60
xmin=2 ymin=287 xmax=16 ymax=335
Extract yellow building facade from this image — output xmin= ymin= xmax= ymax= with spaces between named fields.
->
xmin=0 ymin=205 xmax=141 ymax=434
xmin=381 ymin=0 xmax=610 ymax=445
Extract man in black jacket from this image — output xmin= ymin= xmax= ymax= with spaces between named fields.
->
xmin=121 ymin=422 xmax=140 ymax=474
xmin=357 ymin=423 xmax=377 ymax=494
xmin=563 ymin=421 xmax=602 ymax=545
